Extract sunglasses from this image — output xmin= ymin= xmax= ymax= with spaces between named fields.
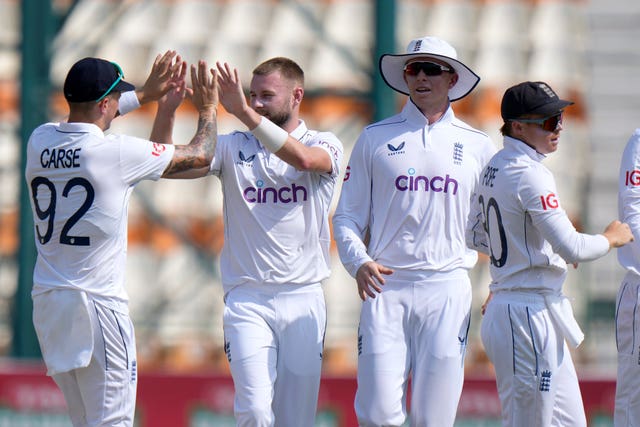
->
xmin=403 ymin=61 xmax=454 ymax=77
xmin=515 ymin=113 xmax=564 ymax=132
xmin=95 ymin=62 xmax=124 ymax=102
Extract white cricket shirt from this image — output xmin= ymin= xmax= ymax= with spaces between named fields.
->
xmin=332 ymin=100 xmax=496 ymax=277
xmin=209 ymin=120 xmax=343 ymax=292
xmin=618 ymin=129 xmax=640 ymax=275
xmin=25 ymin=122 xmax=174 ymax=304
xmin=467 ymin=136 xmax=609 ymax=293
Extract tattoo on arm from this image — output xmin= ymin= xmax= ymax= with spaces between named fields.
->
xmin=164 ymin=113 xmax=217 ymax=175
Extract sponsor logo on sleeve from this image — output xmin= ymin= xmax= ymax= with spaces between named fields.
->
xmin=625 ymin=169 xmax=640 ymax=186
xmin=540 ymin=193 xmax=559 ymax=210
xmin=316 ymin=140 xmax=341 ymax=160
xmin=151 ymin=143 xmax=166 ymax=157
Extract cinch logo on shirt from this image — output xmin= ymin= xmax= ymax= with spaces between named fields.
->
xmin=151 ymin=143 xmax=166 ymax=157
xmin=625 ymin=169 xmax=640 ymax=186
xmin=395 ymin=168 xmax=459 ymax=194
xmin=243 ymin=180 xmax=308 ymax=204
xmin=540 ymin=193 xmax=559 ymax=210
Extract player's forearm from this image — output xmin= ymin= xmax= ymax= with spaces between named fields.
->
xmin=333 ymin=218 xmax=372 ymax=277
xmin=228 ymin=104 xmax=261 ymax=132
xmin=276 ymin=144 xmax=333 ymax=172
xmin=466 ymin=226 xmax=490 ymax=255
xmin=466 ymin=203 xmax=490 ymax=254
xmin=150 ymin=109 xmax=176 ymax=144
xmin=163 ymin=109 xmax=217 ymax=176
xmin=538 ymin=212 xmax=610 ymax=262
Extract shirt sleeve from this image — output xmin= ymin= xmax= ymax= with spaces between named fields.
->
xmin=117 ymin=135 xmax=175 ymax=184
xmin=332 ymin=130 xmax=374 ymax=277
xmin=619 ymin=130 xmax=640 ymax=226
xmin=522 ymin=166 xmax=609 ymax=263
xmin=310 ymin=131 xmax=344 ymax=178
xmin=618 ymin=129 xmax=640 ymax=258
xmin=466 ymin=189 xmax=490 ymax=255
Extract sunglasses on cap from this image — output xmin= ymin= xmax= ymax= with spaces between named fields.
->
xmin=403 ymin=61 xmax=454 ymax=77
xmin=515 ymin=113 xmax=564 ymax=132
xmin=95 ymin=62 xmax=124 ymax=102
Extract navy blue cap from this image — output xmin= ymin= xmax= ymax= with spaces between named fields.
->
xmin=63 ymin=57 xmax=135 ymax=102
xmin=501 ymin=81 xmax=573 ymax=120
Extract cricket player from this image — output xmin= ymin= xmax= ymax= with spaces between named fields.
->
xmin=332 ymin=36 xmax=496 ymax=426
xmin=26 ymin=53 xmax=219 ymax=427
xmin=467 ymin=81 xmax=633 ymax=427
xmin=615 ymin=128 xmax=640 ymax=426
xmin=177 ymin=58 xmax=343 ymax=426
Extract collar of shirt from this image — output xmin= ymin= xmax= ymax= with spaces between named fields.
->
xmin=59 ymin=121 xmax=104 ymax=137
xmin=503 ymin=135 xmax=546 ymax=162
xmin=402 ymin=99 xmax=454 ymax=128
xmin=289 ymin=119 xmax=308 ymax=141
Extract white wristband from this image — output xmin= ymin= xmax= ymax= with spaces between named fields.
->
xmin=251 ymin=117 xmax=288 ymax=153
xmin=118 ymin=90 xmax=141 ymax=116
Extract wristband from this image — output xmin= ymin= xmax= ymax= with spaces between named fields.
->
xmin=251 ymin=117 xmax=288 ymax=153
xmin=118 ymin=90 xmax=141 ymax=116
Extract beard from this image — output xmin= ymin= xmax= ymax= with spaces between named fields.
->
xmin=264 ymin=110 xmax=290 ymax=128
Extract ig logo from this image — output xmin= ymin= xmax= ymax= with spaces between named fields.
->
xmin=540 ymin=193 xmax=559 ymax=210
xmin=625 ymin=169 xmax=640 ymax=186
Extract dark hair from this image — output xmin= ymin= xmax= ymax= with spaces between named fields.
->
xmin=500 ymin=121 xmax=513 ymax=137
xmin=253 ymin=57 xmax=304 ymax=86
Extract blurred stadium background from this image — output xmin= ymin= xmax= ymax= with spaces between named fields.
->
xmin=1 ymin=0 xmax=639 ymax=425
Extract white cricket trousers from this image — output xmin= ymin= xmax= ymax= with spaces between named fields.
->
xmin=52 ymin=301 xmax=137 ymax=427
xmin=614 ymin=271 xmax=640 ymax=426
xmin=481 ymin=291 xmax=586 ymax=427
xmin=223 ymin=282 xmax=326 ymax=427
xmin=355 ymin=271 xmax=471 ymax=427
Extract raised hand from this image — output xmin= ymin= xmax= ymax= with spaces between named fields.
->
xmin=139 ymin=50 xmax=186 ymax=104
xmin=190 ymin=60 xmax=219 ymax=113
xmin=161 ymin=60 xmax=219 ymax=177
xmin=158 ymin=78 xmax=187 ymax=115
xmin=216 ymin=61 xmax=248 ymax=117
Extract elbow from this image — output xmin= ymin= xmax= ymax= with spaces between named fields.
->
xmin=555 ymin=246 xmax=594 ymax=264
xmin=294 ymin=156 xmax=315 ymax=171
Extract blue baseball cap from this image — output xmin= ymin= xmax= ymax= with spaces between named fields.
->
xmin=63 ymin=57 xmax=135 ymax=103
xmin=501 ymin=81 xmax=573 ymax=120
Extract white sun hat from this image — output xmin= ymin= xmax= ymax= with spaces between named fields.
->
xmin=379 ymin=36 xmax=480 ymax=101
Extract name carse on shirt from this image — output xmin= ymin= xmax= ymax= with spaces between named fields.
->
xmin=40 ymin=147 xmax=82 ymax=169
